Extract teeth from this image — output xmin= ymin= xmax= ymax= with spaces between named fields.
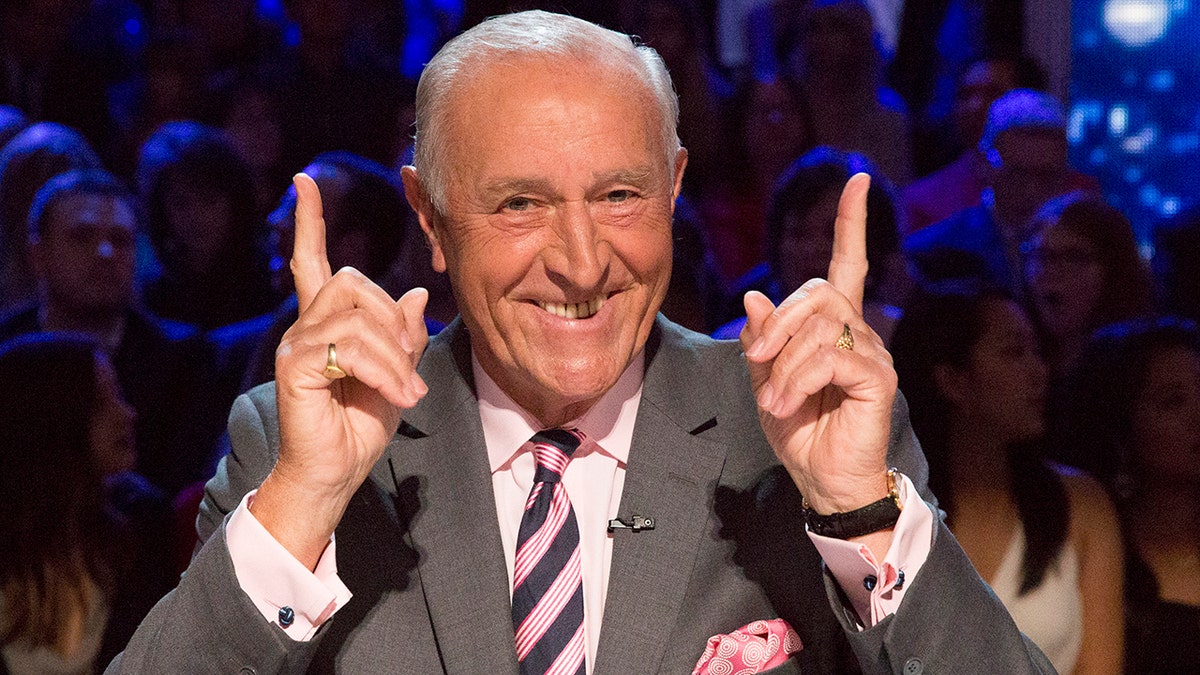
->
xmin=537 ymin=296 xmax=605 ymax=319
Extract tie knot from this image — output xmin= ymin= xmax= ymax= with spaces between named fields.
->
xmin=529 ymin=428 xmax=584 ymax=482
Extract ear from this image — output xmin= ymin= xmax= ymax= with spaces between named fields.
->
xmin=670 ymin=147 xmax=688 ymax=209
xmin=933 ymin=362 xmax=971 ymax=408
xmin=401 ymin=166 xmax=447 ymax=273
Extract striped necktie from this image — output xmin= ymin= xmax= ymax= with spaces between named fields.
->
xmin=511 ymin=428 xmax=587 ymax=675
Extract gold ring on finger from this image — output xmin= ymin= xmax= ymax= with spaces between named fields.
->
xmin=835 ymin=323 xmax=855 ymax=352
xmin=324 ymin=343 xmax=348 ymax=379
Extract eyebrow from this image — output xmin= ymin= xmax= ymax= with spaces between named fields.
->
xmin=479 ymin=166 xmax=658 ymax=202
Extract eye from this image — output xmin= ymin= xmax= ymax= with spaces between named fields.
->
xmin=605 ymin=189 xmax=636 ymax=203
xmin=503 ymin=197 xmax=534 ymax=212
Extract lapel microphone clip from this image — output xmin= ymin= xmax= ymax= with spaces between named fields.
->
xmin=607 ymin=515 xmax=655 ymax=533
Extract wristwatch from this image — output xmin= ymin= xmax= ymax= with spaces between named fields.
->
xmin=802 ymin=468 xmax=903 ymax=539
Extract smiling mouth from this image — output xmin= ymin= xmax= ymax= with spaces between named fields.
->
xmin=536 ymin=296 xmax=606 ymax=320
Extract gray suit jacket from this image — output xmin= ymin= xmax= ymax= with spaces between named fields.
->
xmin=111 ymin=317 xmax=1053 ymax=674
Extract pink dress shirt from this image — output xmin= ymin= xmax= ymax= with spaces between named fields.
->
xmin=224 ymin=349 xmax=934 ymax=661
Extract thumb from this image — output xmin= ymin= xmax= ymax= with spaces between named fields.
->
xmin=740 ymin=290 xmax=776 ymax=390
xmin=396 ymin=287 xmax=430 ymax=355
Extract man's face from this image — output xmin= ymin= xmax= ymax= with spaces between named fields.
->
xmin=407 ymin=56 xmax=685 ymax=425
xmin=33 ymin=192 xmax=136 ymax=316
xmin=990 ymin=129 xmax=1069 ymax=233
xmin=954 ymin=60 xmax=1018 ymax=147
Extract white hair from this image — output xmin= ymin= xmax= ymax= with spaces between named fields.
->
xmin=411 ymin=10 xmax=681 ymax=214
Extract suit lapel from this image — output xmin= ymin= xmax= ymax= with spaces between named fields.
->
xmin=593 ymin=320 xmax=730 ymax=674
xmin=383 ymin=321 xmax=520 ymax=675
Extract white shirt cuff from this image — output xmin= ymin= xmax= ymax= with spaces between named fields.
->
xmin=806 ymin=473 xmax=934 ymax=627
xmin=225 ymin=490 xmax=353 ymax=641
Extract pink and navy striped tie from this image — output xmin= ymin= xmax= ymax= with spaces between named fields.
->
xmin=512 ymin=428 xmax=586 ymax=675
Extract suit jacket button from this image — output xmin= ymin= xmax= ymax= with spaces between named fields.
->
xmin=239 ymin=668 xmax=256 ymax=674
xmin=904 ymin=657 xmax=923 ymax=674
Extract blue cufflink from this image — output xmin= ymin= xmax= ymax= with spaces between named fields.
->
xmin=278 ymin=606 xmax=295 ymax=628
xmin=893 ymin=570 xmax=906 ymax=590
xmin=863 ymin=575 xmax=877 ymax=591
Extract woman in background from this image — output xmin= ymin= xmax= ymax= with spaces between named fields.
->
xmin=0 ymin=333 xmax=172 ymax=674
xmin=891 ymin=290 xmax=1123 ymax=675
xmin=1053 ymin=317 xmax=1200 ymax=674
xmin=1022 ymin=192 xmax=1151 ymax=381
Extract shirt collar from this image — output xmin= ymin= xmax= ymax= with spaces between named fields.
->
xmin=474 ymin=351 xmax=644 ymax=473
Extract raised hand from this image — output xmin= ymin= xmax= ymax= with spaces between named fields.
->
xmin=740 ymin=173 xmax=897 ymax=518
xmin=250 ymin=173 xmax=430 ymax=569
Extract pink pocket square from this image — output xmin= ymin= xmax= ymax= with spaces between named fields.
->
xmin=692 ymin=618 xmax=803 ymax=675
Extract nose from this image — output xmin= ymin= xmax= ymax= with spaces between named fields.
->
xmin=547 ymin=201 xmax=607 ymax=290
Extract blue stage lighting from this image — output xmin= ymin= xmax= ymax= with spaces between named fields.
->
xmin=1103 ymin=0 xmax=1173 ymax=47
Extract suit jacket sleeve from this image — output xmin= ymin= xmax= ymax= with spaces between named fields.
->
xmin=107 ymin=385 xmax=326 ymax=674
xmin=827 ymin=392 xmax=1056 ymax=675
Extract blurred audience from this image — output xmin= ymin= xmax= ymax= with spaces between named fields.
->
xmin=272 ymin=0 xmax=408 ymax=172
xmin=176 ymin=0 xmax=286 ymax=83
xmin=204 ymin=76 xmax=288 ymax=214
xmin=699 ymin=75 xmax=812 ymax=284
xmin=0 ymin=169 xmax=220 ymax=496
xmin=903 ymin=89 xmax=1075 ymax=295
xmin=787 ymin=0 xmax=912 ymax=186
xmin=135 ymin=121 xmax=277 ymax=329
xmin=0 ymin=332 xmax=174 ymax=674
xmin=902 ymin=57 xmax=1099 ymax=236
xmin=1022 ymin=192 xmax=1153 ymax=382
xmin=0 ymin=0 xmax=117 ymax=159
xmin=1051 ymin=318 xmax=1200 ymax=674
xmin=0 ymin=122 xmax=102 ymax=311
xmin=891 ymin=290 xmax=1124 ymax=675
xmin=713 ymin=147 xmax=905 ymax=342
xmin=110 ymin=31 xmax=212 ymax=177
xmin=628 ymin=0 xmax=730 ymax=199
xmin=209 ymin=151 xmax=429 ymax=399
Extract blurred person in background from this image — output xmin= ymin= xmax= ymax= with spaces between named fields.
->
xmin=272 ymin=0 xmax=405 ymax=172
xmin=208 ymin=151 xmax=430 ymax=398
xmin=0 ymin=0 xmax=116 ymax=157
xmin=700 ymin=75 xmax=813 ymax=284
xmin=109 ymin=31 xmax=212 ymax=178
xmin=903 ymin=89 xmax=1075 ymax=295
xmin=891 ymin=290 xmax=1124 ymax=675
xmin=136 ymin=121 xmax=277 ymax=329
xmin=0 ymin=169 xmax=219 ymax=497
xmin=900 ymin=55 xmax=1100 ymax=235
xmin=626 ymin=0 xmax=729 ymax=201
xmin=0 ymin=333 xmax=174 ymax=675
xmin=1022 ymin=192 xmax=1152 ymax=382
xmin=1051 ymin=318 xmax=1200 ymax=674
xmin=787 ymin=0 xmax=913 ymax=186
xmin=204 ymin=76 xmax=288 ymax=214
xmin=0 ymin=122 xmax=102 ymax=311
xmin=714 ymin=147 xmax=905 ymax=343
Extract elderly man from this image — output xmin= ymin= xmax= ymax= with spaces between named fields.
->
xmin=113 ymin=12 xmax=1050 ymax=674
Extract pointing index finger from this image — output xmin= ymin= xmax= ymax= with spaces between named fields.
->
xmin=827 ymin=172 xmax=871 ymax=315
xmin=290 ymin=172 xmax=333 ymax=313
